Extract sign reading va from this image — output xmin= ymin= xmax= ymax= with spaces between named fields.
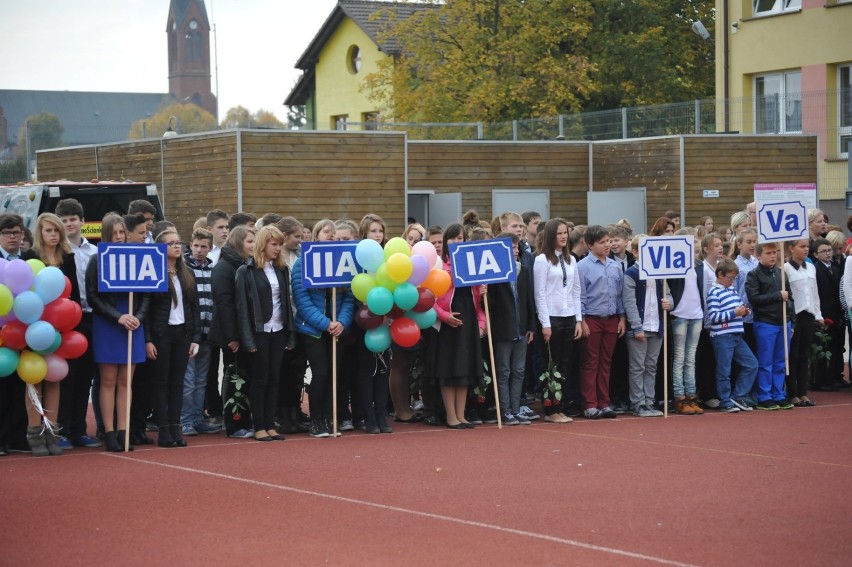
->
xmin=756 ymin=201 xmax=807 ymax=242
xmin=301 ymin=241 xmax=362 ymax=288
xmin=98 ymin=243 xmax=168 ymax=292
xmin=448 ymin=238 xmax=517 ymax=287
xmin=638 ymin=236 xmax=694 ymax=280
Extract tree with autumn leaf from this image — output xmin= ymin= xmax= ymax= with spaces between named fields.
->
xmin=220 ymin=106 xmax=285 ymax=129
xmin=127 ymin=102 xmax=218 ymax=139
xmin=364 ymin=0 xmax=714 ymax=124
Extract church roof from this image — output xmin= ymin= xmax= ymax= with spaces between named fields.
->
xmin=293 ymin=0 xmax=437 ymax=70
xmin=167 ymin=0 xmax=209 ymax=31
xmin=0 ymin=89 xmax=169 ymax=148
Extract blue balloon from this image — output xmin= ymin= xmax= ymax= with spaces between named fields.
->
xmin=406 ymin=308 xmax=437 ymax=329
xmin=34 ymin=266 xmax=66 ymax=304
xmin=364 ymin=325 xmax=391 ymax=353
xmin=393 ymin=283 xmax=419 ymax=311
xmin=35 ymin=331 xmax=62 ymax=355
xmin=366 ymin=286 xmax=394 ymax=316
xmin=26 ymin=321 xmax=57 ymax=352
xmin=355 ymin=239 xmax=384 ymax=273
xmin=13 ymin=291 xmax=45 ymax=325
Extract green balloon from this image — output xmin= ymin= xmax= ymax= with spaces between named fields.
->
xmin=375 ymin=263 xmax=399 ymax=292
xmin=366 ymin=286 xmax=394 ymax=316
xmin=406 ymin=308 xmax=437 ymax=329
xmin=351 ymin=273 xmax=377 ymax=303
xmin=383 ymin=237 xmax=410 ymax=261
xmin=393 ymin=283 xmax=419 ymax=311
xmin=364 ymin=325 xmax=391 ymax=353
xmin=0 ymin=347 xmax=19 ymax=378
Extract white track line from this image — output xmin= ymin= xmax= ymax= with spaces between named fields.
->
xmin=107 ymin=453 xmax=697 ymax=567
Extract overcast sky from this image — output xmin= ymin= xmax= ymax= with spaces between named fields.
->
xmin=0 ymin=0 xmax=339 ymax=121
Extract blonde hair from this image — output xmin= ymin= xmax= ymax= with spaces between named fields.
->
xmin=313 ymin=218 xmax=337 ymax=242
xmin=253 ymin=225 xmax=286 ymax=269
xmin=32 ymin=212 xmax=71 ymax=265
xmin=402 ymin=222 xmax=426 ymax=242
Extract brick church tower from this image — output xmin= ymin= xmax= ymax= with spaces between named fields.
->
xmin=166 ymin=0 xmax=217 ymax=119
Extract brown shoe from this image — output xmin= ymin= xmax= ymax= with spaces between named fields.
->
xmin=687 ymin=395 xmax=704 ymax=414
xmin=675 ymin=396 xmax=695 ymax=415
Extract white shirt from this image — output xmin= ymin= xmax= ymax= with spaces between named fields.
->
xmin=168 ymin=275 xmax=186 ymax=325
xmin=207 ymin=245 xmax=222 ymax=267
xmin=642 ymin=282 xmax=660 ymax=333
xmin=785 ymin=261 xmax=822 ymax=319
xmin=262 ymin=262 xmax=284 ymax=332
xmin=71 ymin=236 xmax=98 ymax=312
xmin=671 ymin=268 xmax=703 ymax=320
xmin=533 ymin=251 xmax=582 ymax=328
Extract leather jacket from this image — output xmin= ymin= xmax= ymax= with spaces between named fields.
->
xmin=234 ymin=258 xmax=296 ymax=351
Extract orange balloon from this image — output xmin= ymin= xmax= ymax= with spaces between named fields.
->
xmin=421 ymin=269 xmax=451 ymax=298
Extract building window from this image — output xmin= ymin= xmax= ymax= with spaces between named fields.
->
xmin=752 ymin=0 xmax=801 ymax=16
xmin=754 ymin=71 xmax=801 ymax=134
xmin=347 ymin=45 xmax=362 ymax=74
xmin=363 ymin=112 xmax=380 ymax=131
xmin=841 ymin=65 xmax=852 ymax=157
xmin=332 ymin=115 xmax=349 ymax=130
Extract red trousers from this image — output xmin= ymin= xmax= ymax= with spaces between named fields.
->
xmin=580 ymin=316 xmax=619 ymax=409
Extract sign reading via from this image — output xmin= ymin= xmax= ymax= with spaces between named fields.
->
xmin=448 ymin=238 xmax=517 ymax=288
xmin=756 ymin=201 xmax=807 ymax=243
xmin=301 ymin=241 xmax=362 ymax=289
xmin=97 ymin=243 xmax=168 ymax=292
xmin=638 ymin=236 xmax=694 ymax=280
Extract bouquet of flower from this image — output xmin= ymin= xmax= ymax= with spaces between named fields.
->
xmin=223 ymin=363 xmax=249 ymax=421
xmin=473 ymin=359 xmax=492 ymax=404
xmin=538 ymin=344 xmax=562 ymax=408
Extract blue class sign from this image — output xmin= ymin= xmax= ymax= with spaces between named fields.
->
xmin=638 ymin=236 xmax=694 ymax=280
xmin=448 ymin=238 xmax=517 ymax=288
xmin=97 ymin=243 xmax=168 ymax=292
xmin=301 ymin=241 xmax=362 ymax=289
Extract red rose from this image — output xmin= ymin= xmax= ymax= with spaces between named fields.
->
xmin=233 ymin=413 xmax=241 ymax=421
xmin=477 ymin=396 xmax=486 ymax=403
xmin=543 ymin=399 xmax=552 ymax=407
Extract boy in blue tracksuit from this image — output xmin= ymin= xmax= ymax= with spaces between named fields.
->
xmin=707 ymin=259 xmax=758 ymax=412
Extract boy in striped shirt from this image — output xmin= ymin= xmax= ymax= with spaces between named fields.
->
xmin=707 ymin=259 xmax=758 ymax=413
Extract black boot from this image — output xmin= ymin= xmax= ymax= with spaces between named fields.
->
xmin=170 ymin=425 xmax=187 ymax=447
xmin=309 ymin=417 xmax=329 ymax=438
xmin=27 ymin=426 xmax=50 ymax=457
xmin=324 ymin=417 xmax=342 ymax=437
xmin=276 ymin=409 xmax=299 ymax=434
xmin=157 ymin=426 xmax=176 ymax=448
xmin=104 ymin=431 xmax=122 ymax=452
xmin=364 ymin=410 xmax=380 ymax=435
xmin=376 ymin=409 xmax=392 ymax=434
xmin=290 ymin=407 xmax=310 ymax=432
xmin=115 ymin=430 xmax=134 ymax=451
xmin=44 ymin=428 xmax=65 ymax=456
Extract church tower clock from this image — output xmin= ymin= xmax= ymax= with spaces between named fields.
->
xmin=166 ymin=0 xmax=217 ymax=119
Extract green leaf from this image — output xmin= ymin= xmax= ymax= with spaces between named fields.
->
xmin=555 ymin=391 xmax=562 ymax=401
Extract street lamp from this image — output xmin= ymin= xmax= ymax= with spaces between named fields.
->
xmin=163 ymin=116 xmax=179 ymax=138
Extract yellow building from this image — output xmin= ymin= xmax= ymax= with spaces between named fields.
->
xmin=716 ymin=0 xmax=852 ymax=206
xmin=285 ymin=0 xmax=433 ymax=131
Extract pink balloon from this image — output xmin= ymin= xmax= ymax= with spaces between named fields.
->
xmin=411 ymin=241 xmax=437 ymax=268
xmin=43 ymin=354 xmax=69 ymax=383
xmin=407 ymin=255 xmax=430 ymax=286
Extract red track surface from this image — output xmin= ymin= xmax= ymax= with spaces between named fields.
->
xmin=3 ymin=392 xmax=851 ymax=566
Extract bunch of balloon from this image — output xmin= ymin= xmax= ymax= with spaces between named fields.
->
xmin=351 ymin=237 xmax=452 ymax=352
xmin=0 ymin=259 xmax=88 ymax=424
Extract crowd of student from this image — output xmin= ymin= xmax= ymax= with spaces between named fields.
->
xmin=1 ymin=200 xmax=849 ymax=456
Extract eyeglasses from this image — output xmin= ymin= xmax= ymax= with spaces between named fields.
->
xmin=165 ymin=241 xmax=183 ymax=247
xmin=816 ymin=249 xmax=833 ymax=255
xmin=0 ymin=230 xmax=22 ymax=238
xmin=722 ymin=273 xmax=736 ymax=280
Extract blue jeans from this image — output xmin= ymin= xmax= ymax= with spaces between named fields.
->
xmin=671 ymin=317 xmax=701 ymax=397
xmin=181 ymin=341 xmax=212 ymax=426
xmin=753 ymin=321 xmax=791 ymax=402
xmin=494 ymin=338 xmax=527 ymax=415
xmin=710 ymin=333 xmax=758 ymax=406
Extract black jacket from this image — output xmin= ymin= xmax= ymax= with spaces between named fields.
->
xmin=486 ymin=264 xmax=536 ymax=342
xmin=745 ymin=262 xmax=792 ymax=325
xmin=814 ymin=259 xmax=843 ymax=323
xmin=144 ymin=270 xmax=202 ymax=344
xmin=85 ymin=255 xmax=150 ymax=323
xmin=208 ymin=246 xmax=246 ymax=348
xmin=234 ymin=258 xmax=296 ymax=351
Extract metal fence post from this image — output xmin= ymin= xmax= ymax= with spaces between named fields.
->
xmin=477 ymin=122 xmax=483 ymax=140
xmin=695 ymin=100 xmax=701 ymax=133
xmin=558 ymin=115 xmax=564 ymax=139
xmin=622 ymin=107 xmax=628 ymax=139
xmin=513 ymin=120 xmax=518 ymax=141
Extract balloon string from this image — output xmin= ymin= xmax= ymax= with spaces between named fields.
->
xmin=25 ymin=383 xmax=59 ymax=435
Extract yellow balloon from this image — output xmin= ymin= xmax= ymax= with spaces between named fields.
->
xmin=385 ymin=253 xmax=413 ymax=283
xmin=17 ymin=350 xmax=47 ymax=384
xmin=383 ymin=237 xmax=410 ymax=261
xmin=0 ymin=284 xmax=13 ymax=316
xmin=26 ymin=259 xmax=46 ymax=276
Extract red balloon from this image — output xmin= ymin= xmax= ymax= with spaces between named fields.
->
xmin=355 ymin=306 xmax=384 ymax=330
xmin=390 ymin=317 xmax=421 ymax=348
xmin=0 ymin=320 xmax=28 ymax=351
xmin=60 ymin=276 xmax=73 ymax=299
xmin=387 ymin=306 xmax=405 ymax=319
xmin=412 ymin=288 xmax=436 ymax=313
xmin=54 ymin=331 xmax=88 ymax=360
xmin=41 ymin=299 xmax=82 ymax=332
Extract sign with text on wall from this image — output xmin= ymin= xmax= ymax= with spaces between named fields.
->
xmin=638 ymin=236 xmax=694 ymax=280
xmin=754 ymin=183 xmax=816 ymax=243
xmin=448 ymin=238 xmax=517 ymax=287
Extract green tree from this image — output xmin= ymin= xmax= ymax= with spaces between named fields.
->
xmin=128 ymin=102 xmax=218 ymax=139
xmin=364 ymin=0 xmax=596 ymax=123
xmin=16 ymin=112 xmax=64 ymax=158
xmin=219 ymin=106 xmax=285 ymax=129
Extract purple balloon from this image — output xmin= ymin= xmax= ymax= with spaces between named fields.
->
xmin=407 ymin=255 xmax=430 ymax=286
xmin=4 ymin=259 xmax=34 ymax=295
xmin=0 ymin=257 xmax=8 ymax=285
